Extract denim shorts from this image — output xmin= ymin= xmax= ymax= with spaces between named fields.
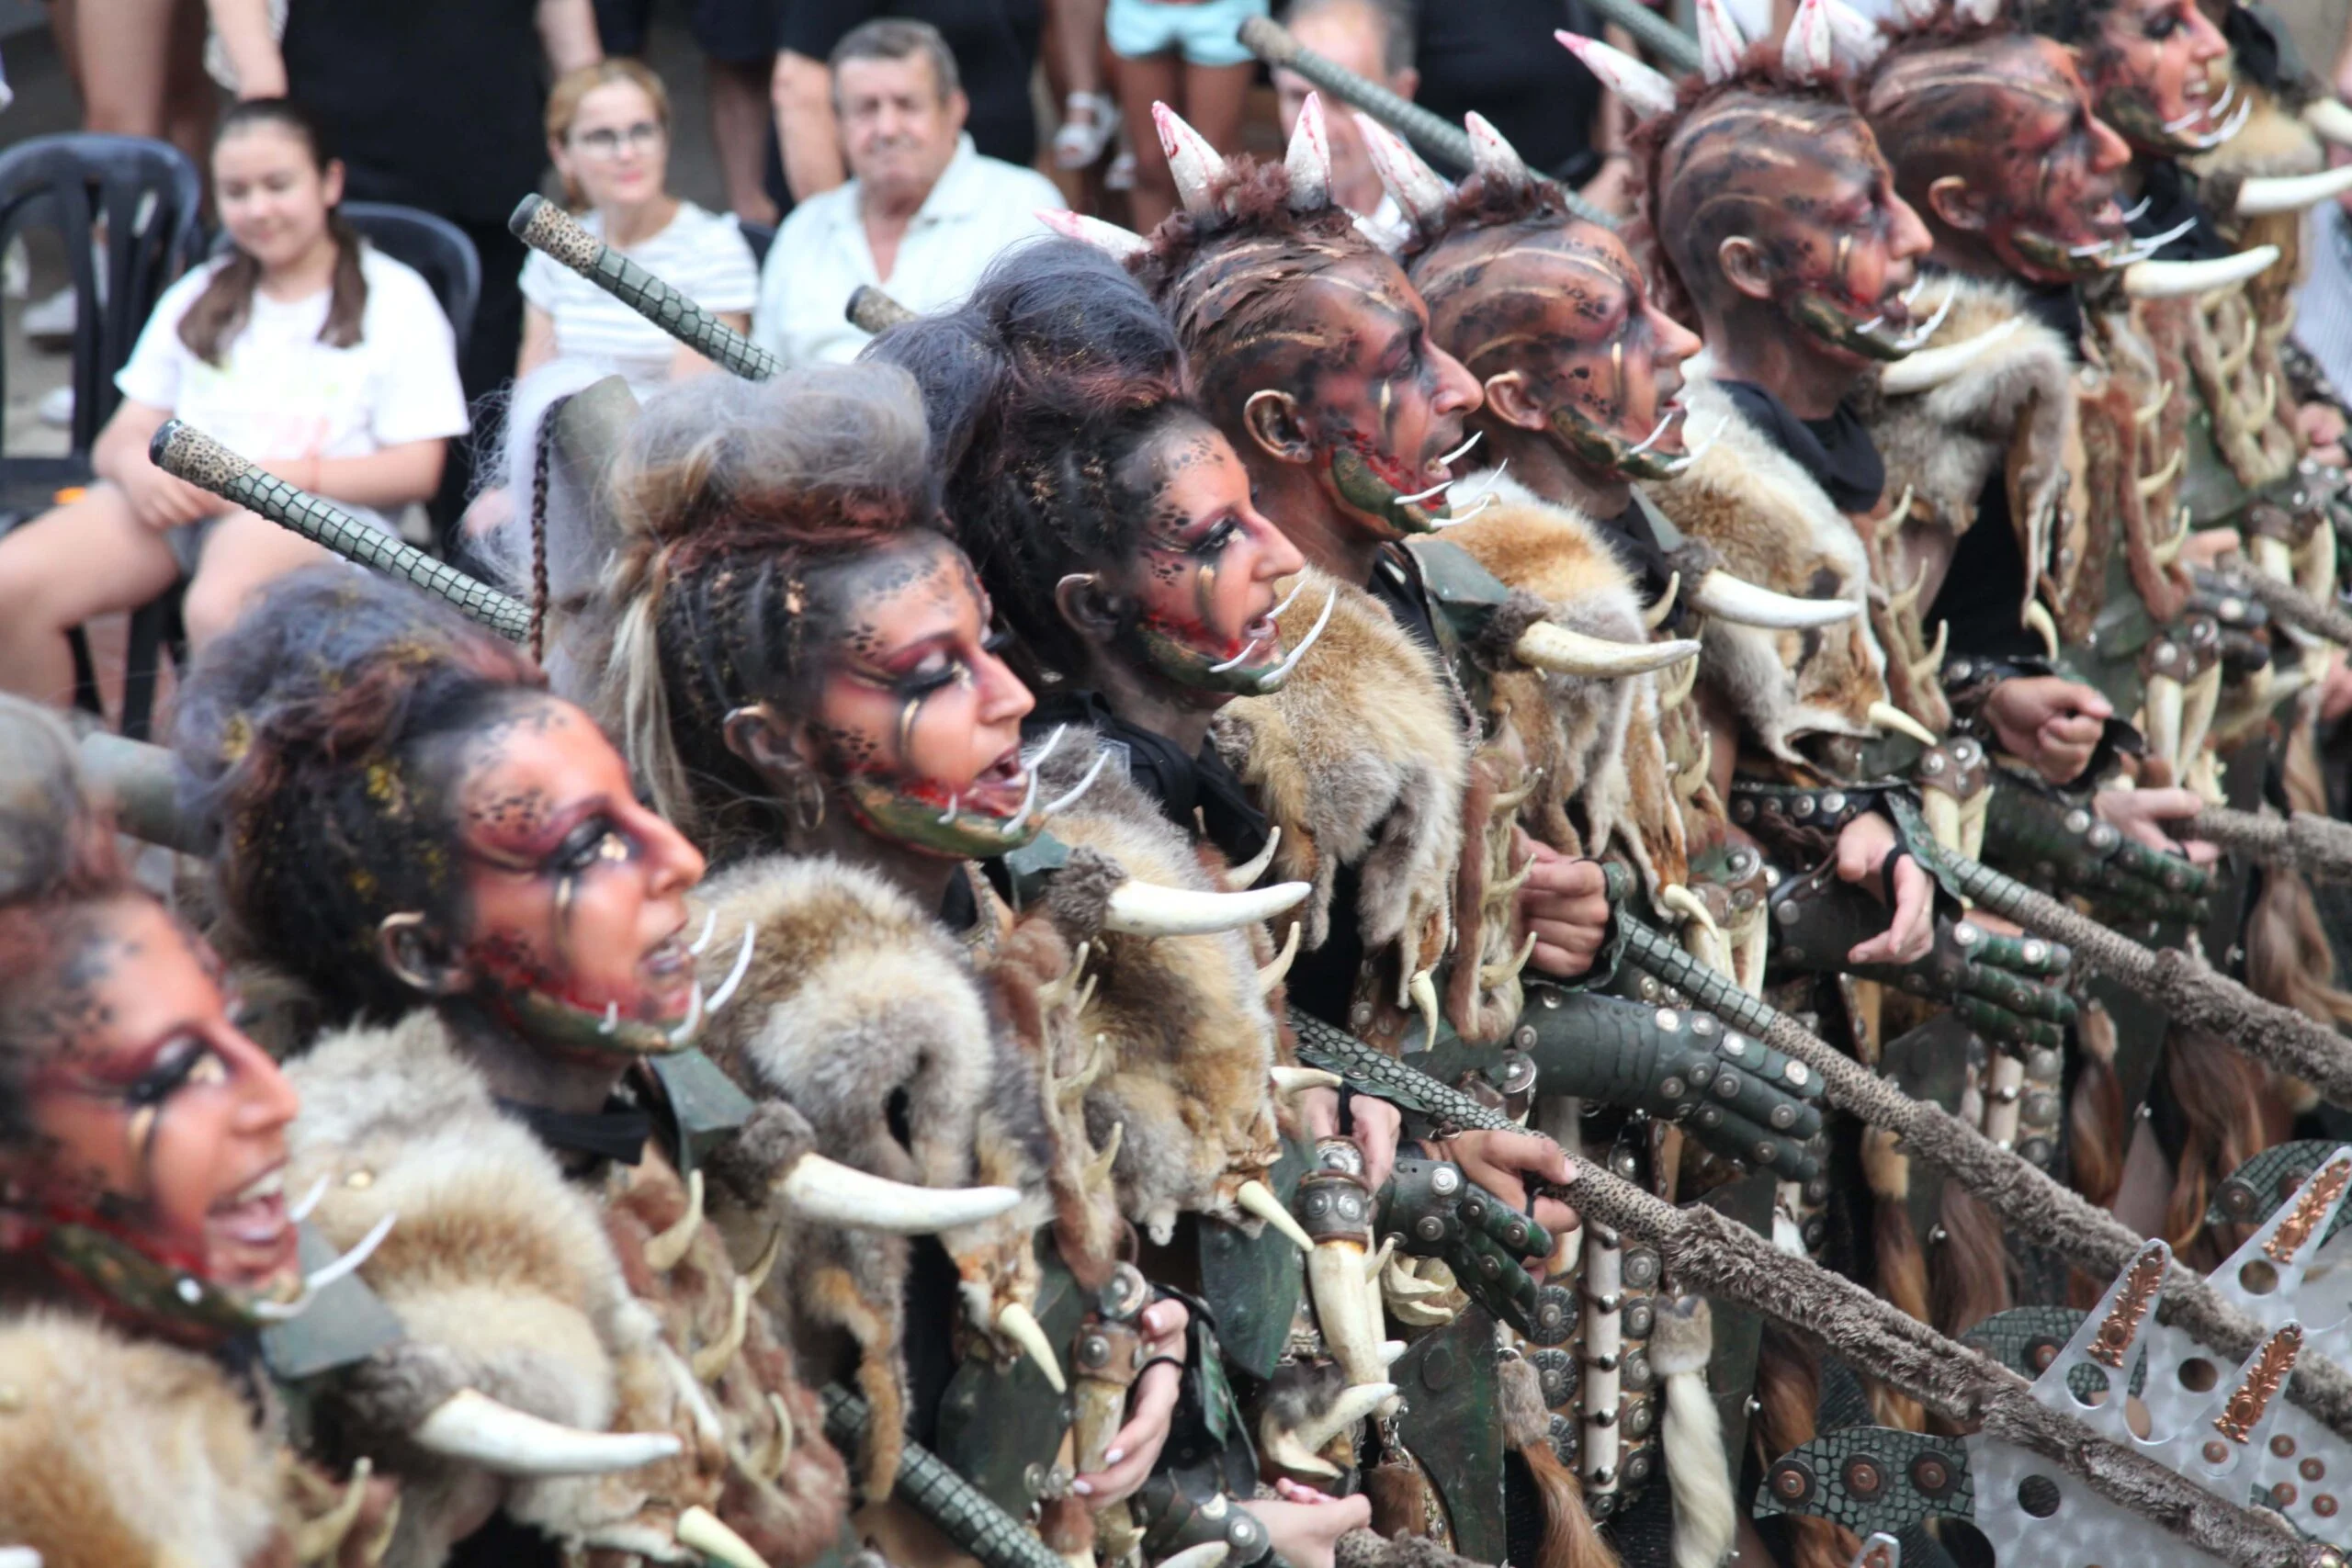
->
xmin=1106 ymin=0 xmax=1271 ymax=66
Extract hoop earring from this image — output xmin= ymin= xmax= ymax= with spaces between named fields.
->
xmin=791 ymin=774 xmax=828 ymax=833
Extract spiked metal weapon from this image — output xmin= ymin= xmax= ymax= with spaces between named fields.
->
xmin=1282 ymin=1015 xmax=2327 ymax=1566
xmin=2186 ymin=804 xmax=2352 ymax=885
xmin=846 ymin=285 xmax=916 ymax=335
xmin=1560 ymin=0 xmax=1703 ymax=74
xmin=511 ymin=194 xmax=780 ymax=381
xmin=148 ymin=420 xmax=532 ymax=642
xmin=1236 ymin=15 xmax=1619 ymax=230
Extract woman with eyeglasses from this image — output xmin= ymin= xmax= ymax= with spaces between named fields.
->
xmin=517 ymin=60 xmax=759 ymax=398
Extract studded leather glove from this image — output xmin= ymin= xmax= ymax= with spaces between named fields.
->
xmin=1982 ymin=776 xmax=2210 ymax=928
xmin=1132 ymin=1475 xmax=1277 ymax=1568
xmin=1416 ymin=987 xmax=1823 ymax=1181
xmin=1378 ymin=1156 xmax=1553 ymax=1336
xmin=1765 ymin=863 xmax=2078 ymax=1050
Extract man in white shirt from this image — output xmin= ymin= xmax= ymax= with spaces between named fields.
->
xmin=1271 ymin=0 xmax=1417 ymax=251
xmin=752 ymin=18 xmax=1066 ymax=367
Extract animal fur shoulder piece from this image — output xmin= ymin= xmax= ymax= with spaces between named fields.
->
xmin=286 ymin=1011 xmax=845 ymax=1568
xmin=0 ymin=1311 xmax=287 ymax=1568
xmin=1212 ymin=567 xmax=1469 ymax=979
xmin=1857 ymin=275 xmax=2077 ymax=726
xmin=1649 ymin=372 xmax=1891 ymax=772
xmin=1043 ymin=741 xmax=1287 ymax=1247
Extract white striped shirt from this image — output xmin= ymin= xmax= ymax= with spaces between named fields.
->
xmin=520 ymin=201 xmax=759 ymax=399
xmin=2295 ymin=203 xmax=2352 ymax=398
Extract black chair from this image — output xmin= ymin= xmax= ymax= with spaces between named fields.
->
xmin=739 ymin=218 xmax=777 ymax=270
xmin=338 ymin=201 xmax=481 ymax=362
xmin=0 ymin=133 xmax=207 ymax=739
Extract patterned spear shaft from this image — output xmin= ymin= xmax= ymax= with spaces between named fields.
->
xmin=510 ymin=193 xmax=780 ymax=381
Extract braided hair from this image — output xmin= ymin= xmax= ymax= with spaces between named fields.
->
xmin=594 ymin=362 xmax=947 ymax=862
xmin=173 ymin=567 xmax=547 ymax=1023
xmin=868 ymin=238 xmax=1204 ymax=682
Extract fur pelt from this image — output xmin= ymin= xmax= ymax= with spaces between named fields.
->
xmin=0 ymin=1312 xmax=288 ymax=1568
xmin=287 ymin=1011 xmax=847 ymax=1567
xmin=1649 ymin=371 xmax=1890 ymax=773
xmin=1212 ymin=567 xmax=1468 ymax=997
xmin=687 ymin=852 xmax=1051 ymax=1495
xmin=1042 ymin=739 xmax=1288 ymax=1247
xmin=1650 ymin=1298 xmax=1736 ymax=1568
xmin=1856 ymin=275 xmax=2077 ymax=727
xmin=2082 ymin=296 xmax=2199 ymax=627
xmin=2193 ymin=87 xmax=2325 ymax=314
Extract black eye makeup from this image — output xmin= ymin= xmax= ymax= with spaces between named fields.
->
xmin=551 ymin=817 xmax=634 ymax=875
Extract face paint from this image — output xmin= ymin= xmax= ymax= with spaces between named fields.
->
xmin=9 ymin=897 xmax=305 ymax=1342
xmin=447 ymin=698 xmax=709 ymax=1055
xmin=2075 ymin=0 xmax=2232 ymax=156
xmin=799 ymin=537 xmax=1043 ymax=858
xmin=1118 ymin=422 xmax=1313 ymax=695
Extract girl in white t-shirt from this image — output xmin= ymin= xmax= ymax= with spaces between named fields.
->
xmin=0 ymin=97 xmax=469 ymax=705
xmin=517 ymin=61 xmax=757 ymax=399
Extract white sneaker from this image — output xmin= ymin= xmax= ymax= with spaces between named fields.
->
xmin=22 ymin=287 xmax=74 ymax=340
xmin=36 ymin=385 xmax=72 ymax=428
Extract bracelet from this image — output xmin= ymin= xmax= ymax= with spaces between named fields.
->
xmin=1879 ymin=843 xmax=1906 ymax=895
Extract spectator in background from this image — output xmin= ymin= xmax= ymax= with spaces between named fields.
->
xmin=0 ymin=99 xmax=467 ymax=703
xmin=752 ymin=19 xmax=1063 ymax=366
xmin=1272 ymin=0 xmax=1417 ymax=247
xmin=207 ymin=0 xmax=603 ymax=409
xmin=591 ymin=0 xmax=782 ymax=225
xmin=520 ymin=61 xmax=758 ymax=397
xmin=1414 ymin=0 xmax=1631 ymax=209
xmin=774 ymin=0 xmax=1044 ymax=201
xmin=1110 ymin=0 xmax=1269 ymax=231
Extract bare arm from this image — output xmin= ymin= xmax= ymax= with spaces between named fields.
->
xmin=664 ymin=310 xmax=749 ymax=382
xmin=205 ymin=0 xmax=288 ymax=98
xmin=535 ymin=0 xmax=603 ymax=74
xmin=517 ymin=305 xmax=559 ymax=380
xmin=275 ymin=439 xmax=450 ymax=512
xmin=774 ymin=51 xmax=847 ymax=200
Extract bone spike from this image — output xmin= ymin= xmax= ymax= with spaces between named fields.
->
xmin=1674 ymin=732 xmax=1713 ymax=804
xmin=1658 ymin=883 xmax=1724 ymax=945
xmin=1487 ymin=852 xmax=1538 ymax=904
xmin=1952 ymin=0 xmax=1998 ymax=23
xmin=1465 ymin=112 xmax=1535 ymax=191
xmin=1225 ymin=825 xmax=1283 ymax=890
xmin=2142 ymin=675 xmax=2185 ymax=773
xmin=1555 ymin=32 xmax=1678 ymax=119
xmin=1781 ymin=0 xmax=1838 ymax=82
xmin=997 ymin=1302 xmax=1069 ymax=1393
xmin=1910 ymin=618 xmax=1950 ymax=684
xmin=705 ymin=922 xmax=758 ymax=1015
xmin=1658 ymin=651 xmax=1701 ymax=709
xmin=1351 ymin=113 xmax=1453 ymax=231
xmin=2151 ymin=513 xmax=2190 ymax=569
xmin=747 ymin=1392 xmax=796 ymax=1480
xmin=1868 ymin=701 xmax=1940 ymax=748
xmin=1261 ymin=588 xmax=1339 ymax=685
xmin=1236 ymin=1178 xmax=1316 ymax=1252
xmin=2120 ymin=245 xmax=2279 ymax=299
xmin=2023 ymin=601 xmax=2061 ymax=661
xmin=1922 ymin=789 xmax=1962 ymax=853
xmin=1364 ymin=1235 xmax=1398 ymax=1283
xmin=1293 ymin=1382 xmax=1401 ymax=1453
xmin=1389 ymin=1296 xmax=1457 ymax=1326
xmin=2305 ymin=97 xmax=2352 ymax=146
xmin=742 ymin=1225 xmax=784 ymax=1294
xmin=692 ymin=1277 xmax=752 ymax=1382
xmin=2135 ymin=378 xmax=2175 ymax=428
xmin=1102 ymin=877 xmax=1312 ymax=937
xmin=1480 ymin=930 xmax=1541 ymax=989
xmin=2237 ymin=165 xmax=2352 ymax=216
xmin=1039 ymin=940 xmax=1091 ymax=1011
xmin=1694 ymin=0 xmax=1747 ymax=81
xmin=1156 ymin=1545 xmax=1232 ymax=1568
xmin=1382 ymin=1256 xmax=1449 ymax=1301
xmin=1876 ymin=319 xmax=2022 ymax=396
xmin=2138 ymin=446 xmax=2186 ymax=499
xmin=1516 ymin=622 xmax=1703 ymax=677
xmin=1285 ymin=93 xmax=1334 ymax=211
xmin=1491 ymin=769 xmax=1544 ymax=816
xmin=1261 ymin=1429 xmax=1343 ymax=1479
xmin=778 ymin=1153 xmax=1023 ymax=1235
xmin=1152 ymin=102 xmax=1233 ymax=222
xmin=1039 ymin=209 xmax=1150 ymax=262
xmin=1272 ymin=1064 xmax=1344 ymax=1100
xmin=1644 ymin=571 xmax=1681 ymax=631
xmin=411 ymin=1389 xmax=684 ymax=1476
xmin=2217 ymin=314 xmax=2259 ymax=380
xmin=1408 ymin=967 xmax=1442 ymax=1046
xmin=1824 ymin=0 xmax=1889 ymax=66
xmin=1687 ymin=570 xmax=1860 ymax=629
xmin=644 ymin=1169 xmax=704 ymax=1271
xmin=288 ymin=1174 xmax=331 ymax=1224
xmin=291 ymin=1459 xmax=374 ymax=1564
xmin=1085 ymin=1119 xmax=1125 ymax=1189
xmin=678 ymin=1506 xmax=771 ymax=1568
xmin=1261 ymin=919 xmax=1305 ymax=995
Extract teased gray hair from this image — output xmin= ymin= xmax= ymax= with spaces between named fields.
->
xmin=830 ymin=17 xmax=962 ymax=105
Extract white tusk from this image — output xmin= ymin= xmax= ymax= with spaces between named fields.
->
xmin=1409 ymin=966 xmax=1442 ymax=1046
xmin=678 ymin=1506 xmax=772 ymax=1568
xmin=705 ymin=924 xmax=758 ymax=1015
xmin=2138 ymin=446 xmax=2186 ymax=500
xmin=743 ymin=1225 xmax=784 ymax=1294
xmin=1260 ymin=919 xmax=1304 ymax=994
xmin=1103 ymin=877 xmax=1311 ymax=937
xmin=1001 ymin=763 xmax=1044 ymax=836
xmin=1876 ymin=318 xmax=2020 ymax=396
xmin=2165 ymin=78 xmax=2231 ymax=131
xmin=1261 ymin=1429 xmax=1343 ymax=1479
xmin=1267 ymin=580 xmax=1307 ymax=622
xmin=1271 ymin=1064 xmax=1343 ymax=1099
xmin=1236 ymin=1179 xmax=1315 ymax=1252
xmin=288 ymin=1174 xmax=331 ymax=1224
xmin=1623 ymin=406 xmax=1683 ymax=458
xmin=1225 ymin=825 xmax=1283 ymax=890
xmin=1644 ymin=571 xmax=1681 ymax=631
xmin=2120 ymin=244 xmax=2278 ymax=299
xmin=1042 ymin=749 xmax=1113 ymax=817
xmin=938 ymin=793 xmax=960 ymax=825
xmin=1038 ymin=209 xmax=1150 ymax=261
xmin=1290 ymin=1382 xmax=1398 ymax=1453
xmin=2236 ymin=165 xmax=2352 ymax=216
xmin=687 ymin=908 xmax=718 ymax=955
xmin=1209 ymin=637 xmax=1264 ymax=672
xmin=300 ymin=1210 xmax=397 ymax=1296
xmin=665 ymin=978 xmax=705 ymax=1048
xmin=645 ymin=1170 xmax=704 ymax=1271
xmin=1438 ymin=430 xmax=1483 ymax=467
xmin=2120 ymin=196 xmax=2152 ymax=222
xmin=2023 ymin=601 xmax=2061 ymax=660
xmin=1658 ymin=883 xmax=1724 ymax=944
xmin=412 ymin=1388 xmax=684 ymax=1476
xmin=779 ymin=1153 xmax=1023 ymax=1234
xmin=1261 ymin=590 xmax=1339 ymax=684
xmin=2304 ymin=97 xmax=2352 ymax=147
xmin=1687 ymin=570 xmax=1860 ymax=629
xmin=2116 ymin=217 xmax=2199 ymax=266
xmin=1156 ymin=1545 xmax=1232 ymax=1568
xmin=691 ymin=1276 xmax=752 ymax=1382
xmin=1887 ymin=282 xmax=1956 ymax=351
xmin=2187 ymin=94 xmax=2252 ymax=148
xmin=1479 ymin=929 xmax=1541 ymax=989
xmin=599 ymin=1002 xmax=620 ymax=1036
xmin=1516 ymin=622 xmax=1702 ymax=677
xmin=1868 ymin=701 xmax=1940 ymax=748
xmin=996 ymin=1301 xmax=1068 ymax=1393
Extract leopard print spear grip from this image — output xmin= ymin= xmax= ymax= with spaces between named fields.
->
xmin=846 ymin=285 xmax=915 ymax=335
xmin=510 ymin=194 xmax=780 ymax=382
xmin=148 ymin=420 xmax=533 ymax=642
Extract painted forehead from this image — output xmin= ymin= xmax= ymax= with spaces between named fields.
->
xmin=1665 ymin=97 xmax=1881 ymax=216
xmin=1870 ymin=37 xmax=2085 ymax=141
xmin=1423 ymin=226 xmax=1636 ymax=362
xmin=818 ymin=535 xmax=983 ymax=662
xmin=1417 ymin=220 xmax=1632 ymax=316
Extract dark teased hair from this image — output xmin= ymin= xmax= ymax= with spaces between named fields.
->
xmin=173 ymin=567 xmax=548 ymax=1024
xmin=178 ymin=97 xmax=368 ymax=367
xmin=868 ymin=238 xmax=1204 ymax=682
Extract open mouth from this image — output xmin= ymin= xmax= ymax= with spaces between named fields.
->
xmin=206 ymin=1163 xmax=297 ymax=1284
xmin=962 ymin=747 xmax=1030 ymax=817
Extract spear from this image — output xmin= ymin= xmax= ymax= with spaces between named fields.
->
xmin=846 ymin=284 xmax=917 ymax=335
xmin=2238 ymin=567 xmax=2352 ymax=647
xmin=2186 ymin=803 xmax=2352 ymax=884
xmin=148 ymin=421 xmax=532 ymax=643
xmin=510 ymin=194 xmax=780 ymax=381
xmin=1564 ymin=0 xmax=1703 ymax=74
